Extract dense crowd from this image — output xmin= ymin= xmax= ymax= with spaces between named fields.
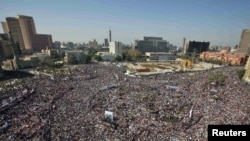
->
xmin=0 ymin=63 xmax=249 ymax=140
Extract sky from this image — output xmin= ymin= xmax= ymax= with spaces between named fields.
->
xmin=0 ymin=0 xmax=250 ymax=47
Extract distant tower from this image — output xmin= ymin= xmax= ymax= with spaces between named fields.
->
xmin=183 ymin=38 xmax=186 ymax=49
xmin=109 ymin=30 xmax=111 ymax=42
xmin=183 ymin=38 xmax=187 ymax=54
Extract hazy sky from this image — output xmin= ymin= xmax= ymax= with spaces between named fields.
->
xmin=0 ymin=0 xmax=250 ymax=47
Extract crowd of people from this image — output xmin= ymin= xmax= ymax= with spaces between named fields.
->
xmin=0 ymin=63 xmax=249 ymax=140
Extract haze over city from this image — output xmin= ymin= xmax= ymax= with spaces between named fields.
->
xmin=1 ymin=0 xmax=250 ymax=47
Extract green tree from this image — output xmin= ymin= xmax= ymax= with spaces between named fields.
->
xmin=82 ymin=54 xmax=91 ymax=64
xmin=43 ymin=57 xmax=54 ymax=66
xmin=209 ymin=71 xmax=226 ymax=85
xmin=88 ymin=48 xmax=97 ymax=57
xmin=49 ymin=62 xmax=63 ymax=68
xmin=94 ymin=55 xmax=103 ymax=61
xmin=50 ymin=51 xmax=59 ymax=59
xmin=236 ymin=69 xmax=246 ymax=80
xmin=31 ymin=57 xmax=41 ymax=67
xmin=59 ymin=52 xmax=65 ymax=59
xmin=67 ymin=54 xmax=78 ymax=64
xmin=122 ymin=52 xmax=132 ymax=61
xmin=115 ymin=55 xmax=122 ymax=62
xmin=41 ymin=57 xmax=63 ymax=68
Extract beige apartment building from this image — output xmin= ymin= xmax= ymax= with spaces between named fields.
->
xmin=1 ymin=15 xmax=53 ymax=54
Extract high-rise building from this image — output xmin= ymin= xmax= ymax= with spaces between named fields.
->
xmin=54 ymin=41 xmax=61 ymax=48
xmin=133 ymin=40 xmax=139 ymax=48
xmin=0 ymin=40 xmax=6 ymax=74
xmin=186 ymin=41 xmax=210 ymax=55
xmin=133 ymin=37 xmax=169 ymax=54
xmin=1 ymin=22 xmax=9 ymax=34
xmin=104 ymin=38 xmax=109 ymax=46
xmin=183 ymin=38 xmax=186 ymax=49
xmin=109 ymin=30 xmax=111 ymax=42
xmin=0 ymin=33 xmax=13 ymax=59
xmin=0 ymin=34 xmax=8 ymax=60
xmin=67 ymin=42 xmax=74 ymax=48
xmin=109 ymin=41 xmax=122 ymax=56
xmin=183 ymin=38 xmax=187 ymax=54
xmin=237 ymin=29 xmax=250 ymax=55
xmin=1 ymin=15 xmax=53 ymax=54
xmin=5 ymin=17 xmax=26 ymax=52
xmin=89 ymin=39 xmax=98 ymax=48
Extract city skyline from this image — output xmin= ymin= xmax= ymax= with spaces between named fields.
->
xmin=0 ymin=0 xmax=250 ymax=47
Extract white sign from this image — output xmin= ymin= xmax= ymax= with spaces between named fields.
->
xmin=105 ymin=111 xmax=113 ymax=121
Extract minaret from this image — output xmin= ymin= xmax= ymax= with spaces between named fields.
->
xmin=109 ymin=30 xmax=111 ymax=42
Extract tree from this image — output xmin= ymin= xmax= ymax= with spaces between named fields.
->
xmin=128 ymin=49 xmax=141 ymax=61
xmin=82 ymin=54 xmax=91 ymax=64
xmin=50 ymin=51 xmax=59 ymax=59
xmin=59 ymin=52 xmax=65 ymax=59
xmin=236 ymin=69 xmax=246 ymax=80
xmin=94 ymin=55 xmax=103 ymax=61
xmin=234 ymin=44 xmax=238 ymax=49
xmin=88 ymin=48 xmax=97 ymax=57
xmin=115 ymin=55 xmax=122 ymax=62
xmin=49 ymin=62 xmax=63 ymax=68
xmin=209 ymin=71 xmax=226 ymax=85
xmin=43 ymin=57 xmax=53 ymax=66
xmin=67 ymin=54 xmax=78 ymax=64
xmin=122 ymin=52 xmax=132 ymax=61
xmin=31 ymin=57 xmax=41 ymax=67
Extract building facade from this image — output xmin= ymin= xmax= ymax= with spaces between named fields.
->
xmin=88 ymin=39 xmax=98 ymax=49
xmin=186 ymin=41 xmax=210 ymax=55
xmin=96 ymin=52 xmax=114 ymax=61
xmin=104 ymin=38 xmax=109 ymax=46
xmin=0 ymin=34 xmax=13 ymax=59
xmin=237 ymin=29 xmax=250 ymax=55
xmin=1 ymin=15 xmax=53 ymax=54
xmin=64 ymin=50 xmax=84 ymax=64
xmin=145 ymin=52 xmax=175 ymax=61
xmin=1 ymin=22 xmax=9 ymax=34
xmin=133 ymin=37 xmax=169 ymax=54
xmin=54 ymin=41 xmax=61 ymax=48
xmin=4 ymin=17 xmax=26 ymax=52
xmin=32 ymin=34 xmax=53 ymax=52
xmin=200 ymin=51 xmax=248 ymax=65
xmin=109 ymin=41 xmax=122 ymax=56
